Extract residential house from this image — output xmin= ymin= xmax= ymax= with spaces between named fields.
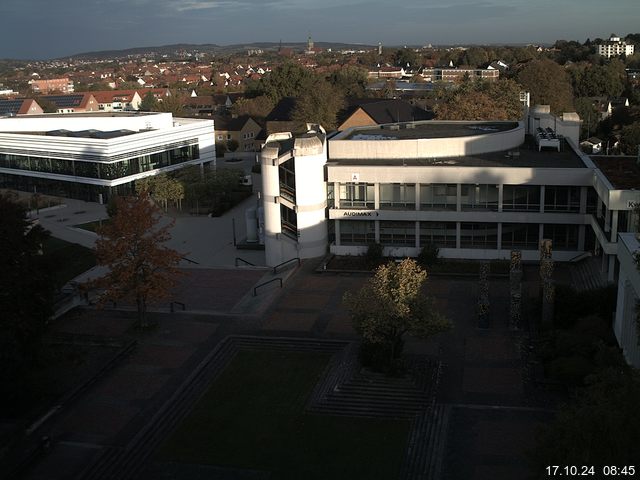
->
xmin=29 ymin=78 xmax=74 ymax=94
xmin=40 ymin=93 xmax=99 ymax=113
xmin=213 ymin=115 xmax=262 ymax=152
xmin=91 ymin=90 xmax=143 ymax=112
xmin=0 ymin=98 xmax=44 ymax=116
xmin=337 ymin=99 xmax=433 ymax=131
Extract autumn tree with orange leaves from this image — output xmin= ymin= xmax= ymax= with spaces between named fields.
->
xmin=91 ymin=193 xmax=182 ymax=328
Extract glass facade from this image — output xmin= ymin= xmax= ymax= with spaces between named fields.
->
xmin=501 ymin=223 xmax=539 ymax=250
xmin=280 ymin=204 xmax=298 ymax=239
xmin=339 ymin=220 xmax=375 ymax=245
xmin=461 ymin=184 xmax=499 ymax=211
xmin=279 ymin=158 xmax=296 ymax=202
xmin=460 ymin=222 xmax=498 ymax=249
xmin=380 ymin=221 xmax=415 ymax=246
xmin=543 ymin=224 xmax=579 ymax=250
xmin=420 ymin=184 xmax=457 ymax=210
xmin=544 ymin=186 xmax=580 ymax=212
xmin=0 ymin=143 xmax=200 ymax=181
xmin=379 ymin=183 xmax=415 ymax=209
xmin=503 ymin=185 xmax=541 ymax=211
xmin=420 ymin=221 xmax=456 ymax=248
xmin=339 ymin=183 xmax=375 ymax=208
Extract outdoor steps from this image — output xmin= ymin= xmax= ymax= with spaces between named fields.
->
xmin=232 ymin=336 xmax=347 ymax=354
xmin=569 ymin=257 xmax=608 ymax=292
xmin=401 ymin=404 xmax=451 ymax=480
xmin=77 ymin=336 xmax=240 ymax=480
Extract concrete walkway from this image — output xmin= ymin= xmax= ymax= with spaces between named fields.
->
xmin=30 ymin=193 xmax=266 ymax=268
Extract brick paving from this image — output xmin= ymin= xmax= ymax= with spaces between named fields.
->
xmin=14 ymin=259 xmax=560 ymax=480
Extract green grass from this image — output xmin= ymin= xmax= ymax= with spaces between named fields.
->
xmin=42 ymin=237 xmax=96 ymax=286
xmin=158 ymin=350 xmax=410 ymax=480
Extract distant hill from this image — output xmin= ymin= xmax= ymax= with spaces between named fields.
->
xmin=63 ymin=42 xmax=377 ymax=60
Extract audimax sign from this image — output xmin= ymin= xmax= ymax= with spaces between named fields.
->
xmin=343 ymin=211 xmax=379 ymax=217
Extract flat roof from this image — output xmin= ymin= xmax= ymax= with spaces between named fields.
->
xmin=2 ymin=112 xmax=158 ymax=119
xmin=341 ymin=121 xmax=519 ymax=141
xmin=329 ymin=136 xmax=586 ymax=169
xmin=591 ymin=155 xmax=640 ymax=189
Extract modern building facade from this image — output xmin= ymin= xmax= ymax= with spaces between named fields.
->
xmin=613 ymin=233 xmax=640 ymax=368
xmin=259 ymin=112 xmax=640 ymax=289
xmin=0 ymin=112 xmax=215 ymax=202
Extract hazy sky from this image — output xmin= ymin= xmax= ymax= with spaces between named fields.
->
xmin=1 ymin=0 xmax=639 ymax=59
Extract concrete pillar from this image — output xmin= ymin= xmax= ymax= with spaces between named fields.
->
xmin=333 ymin=182 xmax=339 ymax=209
xmin=611 ymin=210 xmax=619 ymax=240
xmin=375 ymin=220 xmax=380 ymax=243
xmin=578 ymin=225 xmax=585 ymax=251
xmin=334 ymin=220 xmax=341 ymax=246
xmin=456 ymin=184 xmax=462 ymax=212
xmin=597 ymin=199 xmax=602 ymax=219
xmin=415 ymin=183 xmax=421 ymax=211
xmin=608 ymin=255 xmax=616 ymax=283
xmin=538 ymin=223 xmax=544 ymax=243
xmin=539 ymin=185 xmax=545 ymax=213
xmin=605 ymin=207 xmax=611 ymax=233
xmin=497 ymin=223 xmax=502 ymax=250
xmin=374 ymin=183 xmax=380 ymax=210
xmin=415 ymin=221 xmax=420 ymax=248
xmin=498 ymin=184 xmax=504 ymax=213
xmin=579 ymin=186 xmax=587 ymax=214
xmin=261 ymin=145 xmax=284 ymax=267
xmin=456 ymin=222 xmax=461 ymax=249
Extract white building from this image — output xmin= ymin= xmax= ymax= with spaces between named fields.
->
xmin=597 ymin=34 xmax=635 ymax=58
xmin=614 ymin=233 xmax=640 ymax=368
xmin=259 ymin=112 xmax=640 ymax=286
xmin=0 ymin=112 xmax=215 ymax=202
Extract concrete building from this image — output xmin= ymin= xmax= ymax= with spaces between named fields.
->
xmin=29 ymin=77 xmax=74 ymax=94
xmin=258 ymin=110 xmax=640 ymax=287
xmin=597 ymin=34 xmax=635 ymax=58
xmin=614 ymin=233 xmax=640 ymax=368
xmin=0 ymin=112 xmax=215 ymax=202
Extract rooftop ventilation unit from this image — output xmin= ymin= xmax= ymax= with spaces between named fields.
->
xmin=405 ymin=123 xmax=415 ymax=129
xmin=386 ymin=124 xmax=400 ymax=131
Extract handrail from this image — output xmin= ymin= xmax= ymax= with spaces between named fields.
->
xmin=253 ymin=277 xmax=282 ymax=296
xmin=568 ymin=251 xmax=592 ymax=263
xmin=273 ymin=257 xmax=300 ymax=274
xmin=181 ymin=256 xmax=199 ymax=265
xmin=235 ymin=257 xmax=256 ymax=267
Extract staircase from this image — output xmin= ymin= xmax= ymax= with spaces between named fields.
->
xmin=569 ymin=256 xmax=609 ymax=291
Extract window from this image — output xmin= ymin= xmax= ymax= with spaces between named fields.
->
xmin=503 ymin=185 xmax=540 ymax=211
xmin=339 ymin=183 xmax=374 ymax=209
xmin=279 ymin=158 xmax=296 ymax=202
xmin=420 ymin=184 xmax=457 ymax=210
xmin=543 ymin=224 xmax=579 ymax=250
xmin=217 ymin=134 xmax=223 ymax=140
xmin=460 ymin=223 xmax=498 ymax=249
xmin=226 ymin=134 xmax=232 ymax=140
xmin=420 ymin=222 xmax=456 ymax=248
xmin=339 ymin=220 xmax=375 ymax=245
xmin=501 ymin=223 xmax=539 ymax=250
xmin=544 ymin=186 xmax=580 ymax=212
xmin=379 ymin=183 xmax=415 ymax=209
xmin=280 ymin=205 xmax=297 ymax=239
xmin=380 ymin=221 xmax=415 ymax=246
xmin=461 ymin=184 xmax=498 ymax=211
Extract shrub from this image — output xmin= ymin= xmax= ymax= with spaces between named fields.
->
xmin=359 ymin=339 xmax=405 ymax=375
xmin=547 ymin=355 xmax=594 ymax=385
xmin=417 ymin=243 xmax=439 ymax=268
xmin=364 ymin=242 xmax=384 ymax=268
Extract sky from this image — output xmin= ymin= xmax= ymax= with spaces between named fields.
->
xmin=1 ymin=0 xmax=639 ymax=60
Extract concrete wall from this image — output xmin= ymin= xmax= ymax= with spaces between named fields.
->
xmin=614 ymin=233 xmax=640 ymax=367
xmin=329 ymin=122 xmax=524 ymax=159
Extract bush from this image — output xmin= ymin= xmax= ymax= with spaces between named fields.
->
xmin=554 ymin=284 xmax=617 ymax=329
xmin=547 ymin=355 xmax=594 ymax=385
xmin=364 ymin=242 xmax=384 ymax=268
xmin=417 ymin=243 xmax=439 ymax=268
xmin=359 ymin=340 xmax=405 ymax=375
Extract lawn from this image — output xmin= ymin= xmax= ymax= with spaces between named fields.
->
xmin=42 ymin=237 xmax=96 ymax=287
xmin=157 ymin=350 xmax=410 ymax=480
xmin=74 ymin=218 xmax=110 ymax=232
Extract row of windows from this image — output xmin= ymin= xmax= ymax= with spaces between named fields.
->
xmin=338 ymin=220 xmax=580 ymax=250
xmin=0 ymin=144 xmax=199 ymax=181
xmin=336 ymin=183 xmax=583 ymax=213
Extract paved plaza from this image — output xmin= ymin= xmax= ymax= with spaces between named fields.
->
xmin=8 ymin=192 xmax=558 ymax=480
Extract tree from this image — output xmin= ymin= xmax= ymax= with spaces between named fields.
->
xmin=135 ymin=174 xmax=185 ymax=211
xmin=435 ymin=79 xmax=523 ymax=121
xmin=330 ymin=65 xmax=369 ymax=97
xmin=619 ymin=122 xmax=640 ymax=155
xmin=292 ymin=77 xmax=345 ymax=130
xmin=91 ymin=194 xmax=182 ymax=328
xmin=516 ymin=59 xmax=575 ymax=114
xmin=230 ymin=95 xmax=274 ymax=120
xmin=156 ymin=91 xmax=186 ymax=116
xmin=256 ymin=61 xmax=316 ymax=103
xmin=531 ymin=368 xmax=640 ymax=470
xmin=573 ymin=97 xmax=600 ymax=139
xmin=0 ymin=194 xmax=53 ymax=372
xmin=393 ymin=48 xmax=420 ymax=68
xmin=343 ymin=259 xmax=451 ymax=371
xmin=139 ymin=91 xmax=159 ymax=111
